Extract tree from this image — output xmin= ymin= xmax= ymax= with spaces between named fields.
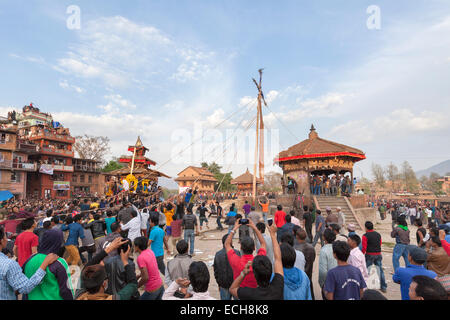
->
xmin=385 ymin=162 xmax=400 ymax=192
xmin=358 ymin=177 xmax=373 ymax=195
xmin=420 ymin=172 xmax=444 ymax=195
xmin=371 ymin=163 xmax=386 ymax=188
xmin=260 ymin=171 xmax=282 ymax=192
xmin=400 ymin=161 xmax=419 ymax=192
xmin=201 ymin=162 xmax=236 ymax=192
xmin=74 ymin=135 xmax=111 ymax=165
xmin=102 ymin=158 xmax=124 ymax=173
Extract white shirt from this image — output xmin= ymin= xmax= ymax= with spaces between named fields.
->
xmin=140 ymin=210 xmax=149 ymax=230
xmin=121 ymin=216 xmax=141 ymax=242
xmin=348 ymin=247 xmax=369 ymax=283
xmin=291 ymin=216 xmax=302 ymax=227
xmin=425 ymin=208 xmax=432 ymax=218
xmin=295 ymin=250 xmax=306 ymax=271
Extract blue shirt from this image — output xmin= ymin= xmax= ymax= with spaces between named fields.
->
xmin=392 ymin=264 xmax=437 ymax=300
xmin=0 ymin=252 xmax=46 ymax=300
xmin=149 ymin=226 xmax=165 ymax=257
xmin=105 ymin=217 xmax=116 ymax=234
xmin=61 ymin=223 xmax=85 ymax=246
xmin=324 ymin=264 xmax=367 ymax=300
xmin=185 ymin=193 xmax=192 ymax=203
xmin=315 ymin=215 xmax=325 ymax=233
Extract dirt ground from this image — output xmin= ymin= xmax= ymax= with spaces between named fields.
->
xmin=165 ymin=201 xmax=419 ymax=300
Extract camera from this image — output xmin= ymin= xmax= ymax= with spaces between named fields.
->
xmin=239 ymin=218 xmax=249 ymax=225
xmin=267 ymin=218 xmax=273 ymax=226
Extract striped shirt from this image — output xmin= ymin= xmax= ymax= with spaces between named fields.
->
xmin=0 ymin=252 xmax=46 ymax=300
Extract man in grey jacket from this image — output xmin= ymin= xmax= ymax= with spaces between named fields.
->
xmin=164 ymin=239 xmax=192 ymax=287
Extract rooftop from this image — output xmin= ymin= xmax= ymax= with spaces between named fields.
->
xmin=276 ymin=124 xmax=366 ymax=162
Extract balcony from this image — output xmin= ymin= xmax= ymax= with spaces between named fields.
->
xmin=28 ymin=131 xmax=75 ymax=144
xmin=16 ymin=141 xmax=38 ymax=154
xmin=0 ymin=160 xmax=12 ymax=169
xmin=40 ymin=163 xmax=74 ymax=172
xmin=41 ymin=146 xmax=74 ymax=157
xmin=12 ymin=162 xmax=37 ymax=171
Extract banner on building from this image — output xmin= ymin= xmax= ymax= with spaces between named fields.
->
xmin=39 ymin=165 xmax=54 ymax=175
xmin=53 ymin=181 xmax=70 ymax=190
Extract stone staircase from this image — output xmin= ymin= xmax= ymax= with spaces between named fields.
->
xmin=314 ymin=196 xmax=363 ymax=230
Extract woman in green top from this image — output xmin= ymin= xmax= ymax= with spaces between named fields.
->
xmin=22 ymin=229 xmax=74 ymax=300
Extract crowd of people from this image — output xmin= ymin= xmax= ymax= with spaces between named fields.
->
xmin=0 ymin=186 xmax=449 ymax=301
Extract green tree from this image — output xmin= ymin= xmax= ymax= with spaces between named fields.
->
xmin=102 ymin=158 xmax=124 ymax=172
xmin=201 ymin=162 xmax=236 ymax=192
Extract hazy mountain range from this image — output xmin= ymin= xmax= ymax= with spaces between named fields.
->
xmin=416 ymin=160 xmax=450 ymax=178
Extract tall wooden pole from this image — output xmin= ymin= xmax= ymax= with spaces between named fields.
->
xmin=253 ymin=90 xmax=261 ymax=205
xmin=259 ymin=99 xmax=264 ymax=182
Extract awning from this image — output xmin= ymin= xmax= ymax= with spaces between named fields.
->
xmin=0 ymin=190 xmax=14 ymax=201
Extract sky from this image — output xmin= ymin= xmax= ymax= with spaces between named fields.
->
xmin=0 ymin=0 xmax=449 ymax=183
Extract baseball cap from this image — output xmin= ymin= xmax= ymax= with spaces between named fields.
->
xmin=409 ymin=247 xmax=428 ymax=264
xmin=326 ymin=206 xmax=331 ymax=211
xmin=43 ymin=217 xmax=52 ymax=223
xmin=347 ymin=223 xmax=356 ymax=231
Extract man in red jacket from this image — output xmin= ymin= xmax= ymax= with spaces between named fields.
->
xmin=274 ymin=205 xmax=286 ymax=228
xmin=362 ymin=221 xmax=387 ymax=292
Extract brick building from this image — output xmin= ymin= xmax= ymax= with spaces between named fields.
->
xmin=175 ymin=166 xmax=218 ymax=192
xmin=72 ymin=158 xmax=105 ymax=197
xmin=0 ymin=122 xmax=39 ymax=199
xmin=15 ymin=104 xmax=75 ymax=200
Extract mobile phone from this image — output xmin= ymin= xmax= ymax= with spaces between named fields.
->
xmin=239 ymin=218 xmax=249 ymax=225
xmin=267 ymin=218 xmax=273 ymax=226
xmin=173 ymin=290 xmax=186 ymax=298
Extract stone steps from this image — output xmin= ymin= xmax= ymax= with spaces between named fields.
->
xmin=315 ymin=196 xmax=361 ymax=230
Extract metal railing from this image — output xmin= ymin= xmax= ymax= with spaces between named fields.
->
xmin=41 ymin=146 xmax=74 ymax=156
xmin=12 ymin=162 xmax=37 ymax=171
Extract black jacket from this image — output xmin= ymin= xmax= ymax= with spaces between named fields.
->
xmin=104 ymin=255 xmax=139 ymax=300
xmin=88 ymin=220 xmax=106 ymax=239
xmin=213 ymin=248 xmax=241 ymax=289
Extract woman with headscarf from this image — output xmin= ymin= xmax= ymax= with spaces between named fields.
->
xmin=22 ymin=229 xmax=74 ymax=300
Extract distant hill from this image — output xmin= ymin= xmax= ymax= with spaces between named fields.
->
xmin=416 ymin=159 xmax=450 ymax=177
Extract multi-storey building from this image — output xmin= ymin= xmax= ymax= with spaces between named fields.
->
xmin=14 ymin=104 xmax=75 ymax=200
xmin=72 ymin=158 xmax=105 ymax=197
xmin=0 ymin=122 xmax=39 ymax=199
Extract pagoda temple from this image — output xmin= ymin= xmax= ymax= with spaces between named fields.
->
xmin=231 ymin=168 xmax=262 ymax=194
xmin=105 ymin=136 xmax=170 ymax=183
xmin=275 ymin=125 xmax=366 ymax=197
